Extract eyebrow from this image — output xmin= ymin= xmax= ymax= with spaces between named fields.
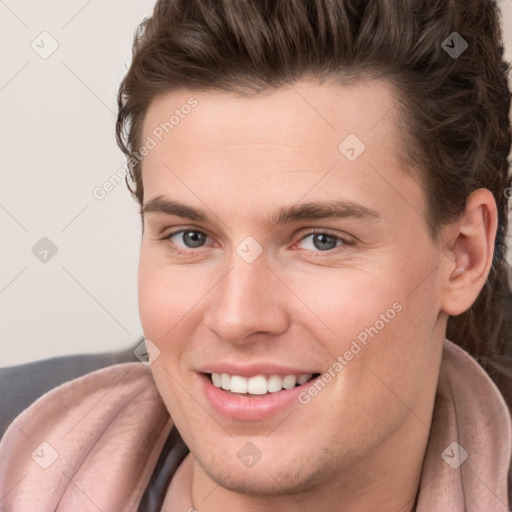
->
xmin=142 ymin=196 xmax=381 ymax=227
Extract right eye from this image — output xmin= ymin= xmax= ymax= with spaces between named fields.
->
xmin=162 ymin=229 xmax=210 ymax=254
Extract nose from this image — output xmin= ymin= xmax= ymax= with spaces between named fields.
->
xmin=203 ymin=255 xmax=290 ymax=345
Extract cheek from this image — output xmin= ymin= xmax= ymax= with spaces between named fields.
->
xmin=286 ymin=243 xmax=441 ymax=390
xmin=138 ymin=257 xmax=170 ymax=340
xmin=281 ymin=263 xmax=406 ymax=348
xmin=138 ymin=247 xmax=203 ymax=340
xmin=137 ymin=250 xmax=199 ymax=427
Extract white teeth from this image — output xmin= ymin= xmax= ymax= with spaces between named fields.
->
xmin=297 ymin=374 xmax=310 ymax=385
xmin=282 ymin=375 xmax=297 ymax=389
xmin=267 ymin=375 xmax=283 ymax=393
xmin=210 ymin=372 xmax=313 ymax=395
xmin=247 ymin=376 xmax=268 ymax=395
xmin=230 ymin=375 xmax=248 ymax=393
xmin=211 ymin=373 xmax=221 ymax=387
xmin=220 ymin=373 xmax=231 ymax=390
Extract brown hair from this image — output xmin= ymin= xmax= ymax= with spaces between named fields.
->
xmin=116 ymin=0 xmax=512 ymax=438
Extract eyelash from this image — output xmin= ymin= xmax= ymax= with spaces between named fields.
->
xmin=159 ymin=228 xmax=351 ymax=257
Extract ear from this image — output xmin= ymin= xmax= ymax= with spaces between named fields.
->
xmin=440 ymin=188 xmax=498 ymax=317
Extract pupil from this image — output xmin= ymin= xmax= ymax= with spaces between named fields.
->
xmin=314 ymin=234 xmax=336 ymax=251
xmin=184 ymin=231 xmax=206 ymax=248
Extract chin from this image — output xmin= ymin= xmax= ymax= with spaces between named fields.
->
xmin=199 ymin=459 xmax=312 ymax=496
xmin=191 ymin=437 xmax=335 ymax=497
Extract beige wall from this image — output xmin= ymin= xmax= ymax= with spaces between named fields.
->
xmin=1 ymin=1 xmax=511 ymax=366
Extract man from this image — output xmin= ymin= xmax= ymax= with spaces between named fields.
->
xmin=1 ymin=1 xmax=511 ymax=510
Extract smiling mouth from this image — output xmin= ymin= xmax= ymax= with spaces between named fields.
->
xmin=207 ymin=372 xmax=321 ymax=396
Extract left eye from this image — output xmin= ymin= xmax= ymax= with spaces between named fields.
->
xmin=167 ymin=230 xmax=208 ymax=249
xmin=297 ymin=233 xmax=344 ymax=251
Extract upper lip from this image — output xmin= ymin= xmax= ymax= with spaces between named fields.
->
xmin=196 ymin=362 xmax=320 ymax=378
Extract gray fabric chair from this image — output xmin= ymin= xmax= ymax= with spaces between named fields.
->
xmin=0 ymin=337 xmax=190 ymax=511
xmin=0 ymin=339 xmax=143 ymax=439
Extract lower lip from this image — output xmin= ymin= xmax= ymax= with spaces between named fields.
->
xmin=200 ymin=373 xmax=318 ymax=421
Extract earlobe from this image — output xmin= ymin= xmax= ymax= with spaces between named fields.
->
xmin=440 ymin=188 xmax=498 ymax=316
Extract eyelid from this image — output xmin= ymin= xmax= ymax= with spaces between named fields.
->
xmin=296 ymin=228 xmax=352 ymax=242
xmin=160 ymin=227 xmax=208 ymax=240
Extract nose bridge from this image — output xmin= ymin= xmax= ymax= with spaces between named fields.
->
xmin=222 ymin=260 xmax=262 ymax=320
xmin=204 ymin=252 xmax=289 ymax=343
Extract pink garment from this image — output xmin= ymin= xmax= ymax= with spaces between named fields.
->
xmin=0 ymin=340 xmax=510 ymax=511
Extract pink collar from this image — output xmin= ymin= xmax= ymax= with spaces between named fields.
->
xmin=0 ymin=340 xmax=510 ymax=511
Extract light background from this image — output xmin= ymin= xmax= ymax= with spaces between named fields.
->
xmin=1 ymin=0 xmax=511 ymax=367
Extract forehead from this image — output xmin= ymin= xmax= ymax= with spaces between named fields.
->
xmin=142 ymin=79 xmax=402 ymax=156
xmin=139 ymin=80 xmax=425 ymax=228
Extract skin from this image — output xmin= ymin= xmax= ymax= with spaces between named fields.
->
xmin=137 ymin=80 xmax=497 ymax=511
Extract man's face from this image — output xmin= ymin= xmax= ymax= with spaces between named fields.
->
xmin=138 ymin=80 xmax=446 ymax=495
